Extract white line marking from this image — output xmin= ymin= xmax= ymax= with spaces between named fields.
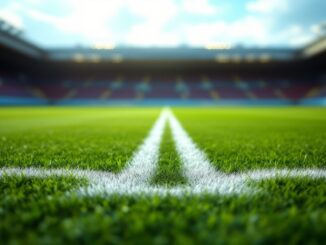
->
xmin=1 ymin=108 xmax=326 ymax=196
xmin=88 ymin=108 xmax=168 ymax=194
xmin=167 ymin=109 xmax=326 ymax=194
xmin=167 ymin=109 xmax=229 ymax=190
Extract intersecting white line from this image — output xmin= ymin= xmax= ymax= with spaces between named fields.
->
xmin=167 ymin=109 xmax=326 ymax=194
xmin=0 ymin=108 xmax=326 ymax=197
xmin=0 ymin=109 xmax=169 ymax=195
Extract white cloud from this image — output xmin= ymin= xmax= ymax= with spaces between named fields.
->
xmin=0 ymin=0 xmax=321 ymax=47
xmin=25 ymin=0 xmax=42 ymax=5
xmin=182 ymin=0 xmax=217 ymax=15
xmin=27 ymin=9 xmax=114 ymax=43
xmin=124 ymin=0 xmax=179 ymax=46
xmin=311 ymin=22 xmax=326 ymax=36
xmin=125 ymin=23 xmax=181 ymax=47
xmin=246 ymin=0 xmax=288 ymax=14
xmin=25 ymin=0 xmax=180 ymax=45
xmin=0 ymin=10 xmax=23 ymax=28
xmin=124 ymin=0 xmax=220 ymax=46
xmin=184 ymin=16 xmax=271 ymax=46
xmin=0 ymin=2 xmax=24 ymax=28
xmin=127 ymin=0 xmax=178 ymax=25
xmin=282 ymin=25 xmax=314 ymax=46
xmin=25 ymin=0 xmax=126 ymax=43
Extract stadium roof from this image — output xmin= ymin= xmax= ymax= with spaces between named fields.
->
xmin=47 ymin=47 xmax=297 ymax=63
xmin=0 ymin=27 xmax=325 ymax=64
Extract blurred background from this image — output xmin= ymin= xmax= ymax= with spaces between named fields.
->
xmin=0 ymin=0 xmax=325 ymax=106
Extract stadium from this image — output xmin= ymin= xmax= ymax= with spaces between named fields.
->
xmin=0 ymin=0 xmax=326 ymax=244
xmin=1 ymin=23 xmax=326 ymax=106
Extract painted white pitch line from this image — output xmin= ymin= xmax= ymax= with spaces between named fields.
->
xmin=83 ymin=108 xmax=168 ymax=195
xmin=1 ymin=108 xmax=326 ymax=196
xmin=166 ymin=109 xmax=326 ymax=194
xmin=0 ymin=108 xmax=169 ymax=196
xmin=0 ymin=167 xmax=115 ymax=182
xmin=167 ymin=109 xmax=234 ymax=191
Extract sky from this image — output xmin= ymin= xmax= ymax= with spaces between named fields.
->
xmin=0 ymin=0 xmax=325 ymax=48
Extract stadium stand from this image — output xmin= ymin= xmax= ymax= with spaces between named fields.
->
xmin=0 ymin=19 xmax=325 ymax=106
xmin=1 ymin=73 xmax=324 ymax=103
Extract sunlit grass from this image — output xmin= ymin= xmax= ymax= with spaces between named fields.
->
xmin=0 ymin=107 xmax=325 ymax=244
xmin=0 ymin=107 xmax=160 ymax=171
xmin=151 ymin=123 xmax=186 ymax=186
xmin=174 ymin=107 xmax=326 ymax=172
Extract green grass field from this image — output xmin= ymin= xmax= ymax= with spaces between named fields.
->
xmin=1 ymin=107 xmax=326 ymax=244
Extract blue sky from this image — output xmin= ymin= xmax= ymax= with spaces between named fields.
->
xmin=0 ymin=0 xmax=325 ymax=48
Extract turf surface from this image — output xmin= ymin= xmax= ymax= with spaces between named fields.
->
xmin=151 ymin=123 xmax=186 ymax=186
xmin=175 ymin=108 xmax=326 ymax=172
xmin=0 ymin=107 xmax=160 ymax=171
xmin=0 ymin=107 xmax=326 ymax=244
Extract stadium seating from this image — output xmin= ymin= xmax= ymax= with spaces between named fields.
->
xmin=0 ymin=73 xmax=35 ymax=98
xmin=0 ymin=72 xmax=325 ymax=104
